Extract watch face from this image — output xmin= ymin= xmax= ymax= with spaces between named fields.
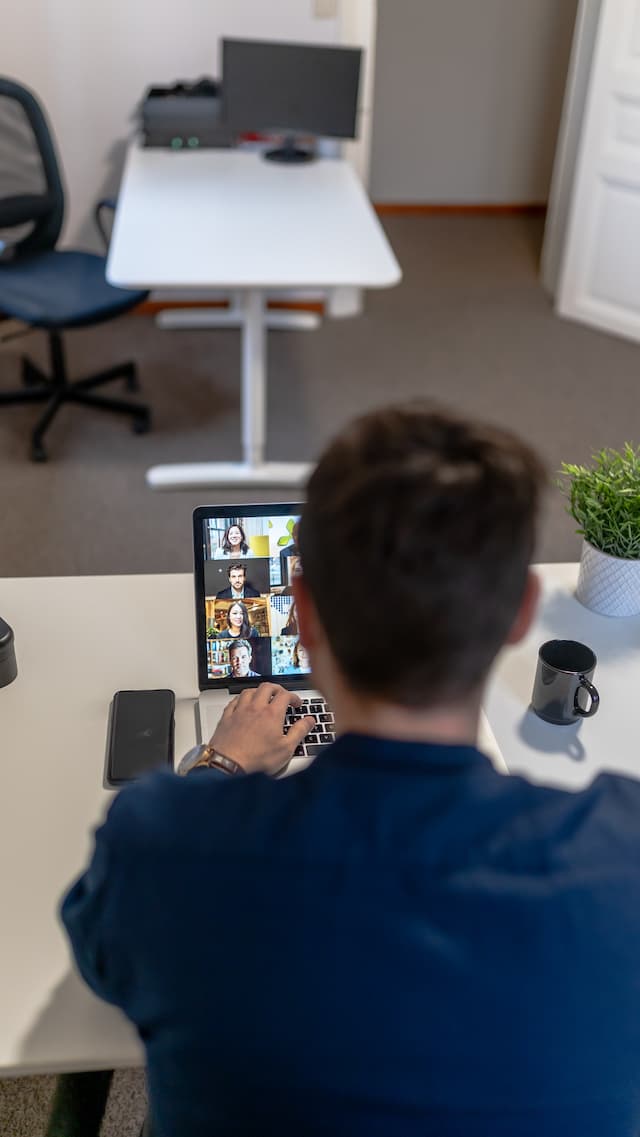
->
xmin=177 ymin=744 xmax=207 ymax=776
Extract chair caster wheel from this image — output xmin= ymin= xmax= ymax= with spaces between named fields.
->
xmin=133 ymin=411 xmax=151 ymax=434
xmin=31 ymin=442 xmax=48 ymax=462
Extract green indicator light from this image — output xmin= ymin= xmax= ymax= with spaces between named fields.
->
xmin=187 ymin=136 xmax=199 ymax=148
xmin=171 ymin=136 xmax=183 ymax=149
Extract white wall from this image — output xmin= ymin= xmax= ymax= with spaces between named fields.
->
xmin=1 ymin=0 xmax=346 ymax=248
xmin=370 ymin=0 xmax=579 ymax=203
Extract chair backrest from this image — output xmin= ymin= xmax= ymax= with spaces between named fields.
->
xmin=0 ymin=77 xmax=64 ymax=256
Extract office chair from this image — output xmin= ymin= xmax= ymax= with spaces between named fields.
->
xmin=0 ymin=77 xmax=150 ymax=461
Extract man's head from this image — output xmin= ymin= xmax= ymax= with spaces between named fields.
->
xmin=228 ymin=639 xmax=252 ymax=678
xmin=297 ymin=402 xmax=546 ymax=708
xmin=228 ymin=564 xmax=246 ymax=592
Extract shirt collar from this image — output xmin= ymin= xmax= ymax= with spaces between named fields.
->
xmin=324 ymin=732 xmax=493 ymax=773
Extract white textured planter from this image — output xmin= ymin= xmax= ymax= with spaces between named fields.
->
xmin=576 ymin=540 xmax=640 ymax=617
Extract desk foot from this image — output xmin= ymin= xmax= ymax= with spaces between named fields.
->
xmin=156 ymin=309 xmax=321 ymax=331
xmin=146 ymin=460 xmax=312 ymax=491
xmin=45 ymin=1070 xmax=113 ymax=1137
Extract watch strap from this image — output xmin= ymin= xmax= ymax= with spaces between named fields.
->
xmin=202 ymin=749 xmax=245 ymax=776
xmin=179 ymin=743 xmax=245 ymax=776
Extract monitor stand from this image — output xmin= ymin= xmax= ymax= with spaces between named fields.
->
xmin=264 ymin=135 xmax=315 ymax=164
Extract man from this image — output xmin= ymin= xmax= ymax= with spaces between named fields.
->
xmin=279 ymin=520 xmax=300 ymax=584
xmin=227 ymin=638 xmax=260 ymax=679
xmin=215 ymin=562 xmax=261 ymax=600
xmin=62 ymin=404 xmax=640 ymax=1137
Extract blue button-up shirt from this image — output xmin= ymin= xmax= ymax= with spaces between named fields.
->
xmin=62 ymin=735 xmax=640 ymax=1137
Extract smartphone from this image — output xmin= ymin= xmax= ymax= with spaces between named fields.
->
xmin=106 ymin=689 xmax=175 ymax=786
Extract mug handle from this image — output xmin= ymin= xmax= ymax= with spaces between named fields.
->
xmin=574 ymin=676 xmax=600 ymax=718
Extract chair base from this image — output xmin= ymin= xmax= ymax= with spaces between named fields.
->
xmin=0 ymin=330 xmax=151 ymax=460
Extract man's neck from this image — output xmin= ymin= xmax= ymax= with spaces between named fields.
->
xmin=323 ymin=681 xmax=483 ymax=749
xmin=301 ymin=631 xmax=485 ymax=748
xmin=231 ymin=587 xmax=243 ymax=598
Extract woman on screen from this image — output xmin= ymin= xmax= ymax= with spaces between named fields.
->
xmin=217 ymin=601 xmax=258 ymax=639
xmin=282 ymin=600 xmax=299 ymax=636
xmin=293 ymin=640 xmax=310 ymax=671
xmin=214 ymin=523 xmax=249 ymax=558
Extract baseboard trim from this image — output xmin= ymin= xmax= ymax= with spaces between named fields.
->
xmin=373 ymin=202 xmax=547 ymax=216
xmin=137 ymin=298 xmax=325 ymax=316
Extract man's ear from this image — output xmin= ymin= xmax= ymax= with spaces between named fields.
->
xmin=291 ymin=575 xmax=319 ymax=649
xmin=505 ymin=569 xmax=540 ymax=645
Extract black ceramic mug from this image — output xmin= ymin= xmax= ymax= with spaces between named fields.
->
xmin=0 ymin=618 xmax=17 ymax=688
xmin=531 ymin=639 xmax=599 ymax=725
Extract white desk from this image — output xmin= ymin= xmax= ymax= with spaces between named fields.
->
xmin=485 ymin=562 xmax=640 ymax=790
xmin=107 ymin=146 xmax=401 ymax=491
xmin=4 ymin=564 xmax=637 ymax=1077
xmin=0 ymin=574 xmax=196 ymax=1075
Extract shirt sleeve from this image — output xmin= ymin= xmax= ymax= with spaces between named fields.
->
xmin=60 ymin=817 xmax=123 ymax=1006
xmin=60 ymin=770 xmax=231 ymax=1007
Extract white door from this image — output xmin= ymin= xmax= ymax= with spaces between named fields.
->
xmin=557 ymin=0 xmax=640 ymax=342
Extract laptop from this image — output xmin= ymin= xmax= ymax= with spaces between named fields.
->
xmin=193 ymin=502 xmax=507 ymax=776
xmin=194 ymin=503 xmax=334 ymax=775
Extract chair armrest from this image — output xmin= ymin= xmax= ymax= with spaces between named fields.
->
xmin=94 ymin=198 xmax=117 ymax=251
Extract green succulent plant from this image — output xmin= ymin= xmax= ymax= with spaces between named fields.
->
xmin=559 ymin=444 xmax=640 ymax=561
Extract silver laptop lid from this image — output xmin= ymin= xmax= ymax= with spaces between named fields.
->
xmin=193 ymin=503 xmax=310 ymax=692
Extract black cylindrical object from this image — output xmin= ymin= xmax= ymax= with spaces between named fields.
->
xmin=0 ymin=618 xmax=17 ymax=687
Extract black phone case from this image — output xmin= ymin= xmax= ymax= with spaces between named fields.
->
xmin=106 ymin=689 xmax=175 ymax=786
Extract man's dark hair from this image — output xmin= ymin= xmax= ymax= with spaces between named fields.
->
xmin=227 ymin=563 xmax=246 ymax=577
xmin=228 ymin=638 xmax=251 ymax=657
xmin=299 ymin=402 xmax=547 ymax=707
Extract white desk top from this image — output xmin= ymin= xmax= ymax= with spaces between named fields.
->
xmin=107 ymin=146 xmax=401 ymax=291
xmin=485 ymin=563 xmax=640 ymax=790
xmin=3 ymin=564 xmax=638 ymax=1075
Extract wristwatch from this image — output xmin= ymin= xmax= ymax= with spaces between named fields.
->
xmin=178 ymin=743 xmax=245 ymax=777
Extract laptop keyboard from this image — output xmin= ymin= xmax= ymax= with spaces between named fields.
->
xmin=284 ymin=699 xmax=336 ymax=759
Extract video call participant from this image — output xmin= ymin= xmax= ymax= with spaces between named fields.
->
xmin=214 ymin=523 xmax=249 ymax=558
xmin=215 ymin=563 xmax=261 ymax=600
xmin=217 ymin=600 xmax=258 ymax=639
xmin=62 ymin=403 xmax=640 ymax=1137
xmin=292 ymin=639 xmax=309 ymax=671
xmin=279 ymin=520 xmax=299 ymax=571
xmin=281 ymin=600 xmax=298 ymax=636
xmin=228 ymin=639 xmax=260 ymax=679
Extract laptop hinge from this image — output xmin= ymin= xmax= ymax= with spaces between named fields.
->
xmin=227 ymin=677 xmax=312 ymax=695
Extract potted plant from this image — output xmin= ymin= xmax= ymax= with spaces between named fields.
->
xmin=560 ymin=444 xmax=640 ymax=617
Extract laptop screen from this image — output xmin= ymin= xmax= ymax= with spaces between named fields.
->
xmin=193 ymin=504 xmax=310 ymax=690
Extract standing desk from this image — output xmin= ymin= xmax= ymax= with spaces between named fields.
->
xmin=107 ymin=146 xmax=401 ymax=491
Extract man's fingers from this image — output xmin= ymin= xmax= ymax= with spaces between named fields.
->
xmin=254 ymin=682 xmax=287 ymax=705
xmin=222 ymin=695 xmax=241 ymax=718
xmin=286 ymin=716 xmax=317 ymax=751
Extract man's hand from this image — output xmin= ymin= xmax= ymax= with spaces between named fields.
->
xmin=210 ymin=684 xmax=316 ymax=776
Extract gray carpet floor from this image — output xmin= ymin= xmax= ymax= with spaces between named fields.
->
xmin=1 ymin=214 xmax=639 ymax=1134
xmin=2 ymin=214 xmax=640 ymax=583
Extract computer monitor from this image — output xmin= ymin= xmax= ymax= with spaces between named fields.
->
xmin=221 ymin=38 xmax=362 ymax=164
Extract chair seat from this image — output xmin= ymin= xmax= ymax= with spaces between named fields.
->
xmin=0 ymin=249 xmax=148 ymax=329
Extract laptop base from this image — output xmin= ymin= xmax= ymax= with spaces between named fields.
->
xmin=198 ymin=687 xmax=323 ymax=778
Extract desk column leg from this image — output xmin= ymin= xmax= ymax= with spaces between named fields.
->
xmin=45 ymin=1070 xmax=114 ymax=1137
xmin=241 ymin=288 xmax=266 ymax=468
